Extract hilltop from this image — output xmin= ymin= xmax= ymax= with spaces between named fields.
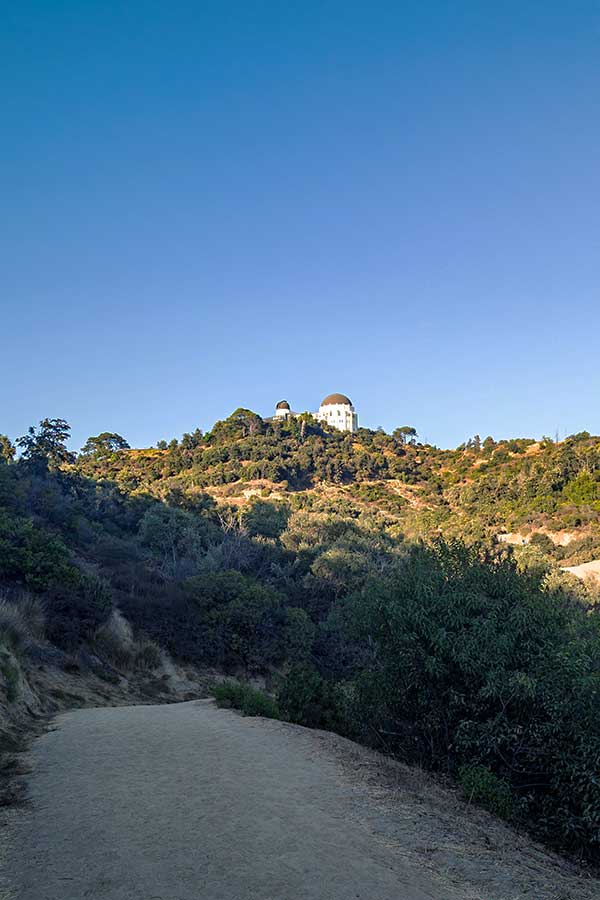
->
xmin=76 ymin=409 xmax=600 ymax=571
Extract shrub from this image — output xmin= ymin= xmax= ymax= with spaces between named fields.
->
xmin=93 ymin=609 xmax=134 ymax=668
xmin=0 ymin=510 xmax=76 ymax=591
xmin=17 ymin=593 xmax=45 ymax=639
xmin=240 ymin=500 xmax=291 ymax=539
xmin=278 ymin=665 xmax=346 ymax=731
xmin=0 ymin=599 xmax=29 ymax=651
xmin=0 ymin=593 xmax=45 ymax=650
xmin=459 ymin=764 xmax=515 ymax=820
xmin=0 ymin=649 xmax=20 ymax=702
xmin=45 ymin=574 xmax=113 ymax=649
xmin=213 ymin=680 xmax=280 ymax=719
xmin=343 ymin=540 xmax=600 ymax=858
xmin=183 ymin=571 xmax=285 ymax=671
xmin=133 ymin=639 xmax=162 ymax=671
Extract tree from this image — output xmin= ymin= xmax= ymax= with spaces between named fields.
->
xmin=181 ymin=428 xmax=203 ymax=450
xmin=241 ymin=500 xmax=291 ymax=539
xmin=209 ymin=409 xmax=264 ymax=442
xmin=138 ymin=505 xmax=207 ymax=577
xmin=183 ymin=571 xmax=284 ymax=671
xmin=482 ymin=436 xmax=496 ymax=455
xmin=393 ymin=426 xmax=418 ymax=445
xmin=0 ymin=435 xmax=15 ymax=463
xmin=80 ymin=432 xmax=130 ymax=460
xmin=17 ymin=418 xmax=75 ymax=467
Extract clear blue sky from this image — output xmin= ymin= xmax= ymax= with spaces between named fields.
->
xmin=2 ymin=2 xmax=599 ymax=450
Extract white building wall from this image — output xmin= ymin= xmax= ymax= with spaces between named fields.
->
xmin=317 ymin=403 xmax=358 ymax=433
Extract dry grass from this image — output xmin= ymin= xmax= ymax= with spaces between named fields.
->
xmin=93 ymin=609 xmax=134 ymax=668
xmin=133 ymin=639 xmax=162 ymax=671
xmin=0 ymin=592 xmax=45 ymax=651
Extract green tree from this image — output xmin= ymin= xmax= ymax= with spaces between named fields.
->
xmin=482 ymin=436 xmax=496 ymax=455
xmin=0 ymin=435 xmax=15 ymax=463
xmin=80 ymin=432 xmax=130 ymax=460
xmin=184 ymin=571 xmax=284 ymax=671
xmin=241 ymin=500 xmax=291 ymax=539
xmin=139 ymin=505 xmax=206 ymax=577
xmin=17 ymin=418 xmax=75 ymax=467
xmin=181 ymin=428 xmax=203 ymax=450
xmin=209 ymin=409 xmax=264 ymax=442
xmin=393 ymin=426 xmax=418 ymax=445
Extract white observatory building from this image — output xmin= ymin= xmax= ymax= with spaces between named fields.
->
xmin=316 ymin=393 xmax=358 ymax=433
xmin=271 ymin=392 xmax=358 ymax=433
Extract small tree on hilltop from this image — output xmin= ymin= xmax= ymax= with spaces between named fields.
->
xmin=17 ymin=418 xmax=75 ymax=467
xmin=80 ymin=432 xmax=130 ymax=460
xmin=393 ymin=426 xmax=418 ymax=445
xmin=180 ymin=428 xmax=203 ymax=450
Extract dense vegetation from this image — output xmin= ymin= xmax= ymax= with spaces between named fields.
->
xmin=72 ymin=410 xmax=600 ymax=559
xmin=1 ymin=413 xmax=600 ymax=859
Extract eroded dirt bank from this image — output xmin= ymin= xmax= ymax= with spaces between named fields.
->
xmin=1 ymin=701 xmax=597 ymax=900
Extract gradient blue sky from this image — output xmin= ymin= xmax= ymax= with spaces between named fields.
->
xmin=2 ymin=2 xmax=599 ymax=450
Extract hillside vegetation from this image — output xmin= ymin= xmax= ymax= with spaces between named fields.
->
xmin=73 ymin=412 xmax=600 ymax=561
xmin=1 ymin=413 xmax=600 ymax=860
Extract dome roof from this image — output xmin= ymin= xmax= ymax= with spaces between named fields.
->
xmin=321 ymin=393 xmax=352 ymax=406
xmin=276 ymin=400 xmax=290 ymax=410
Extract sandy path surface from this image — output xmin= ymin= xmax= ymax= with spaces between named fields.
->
xmin=0 ymin=700 xmax=597 ymax=900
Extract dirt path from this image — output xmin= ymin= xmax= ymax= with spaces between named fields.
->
xmin=0 ymin=701 xmax=596 ymax=900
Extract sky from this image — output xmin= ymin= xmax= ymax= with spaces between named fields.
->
xmin=2 ymin=1 xmax=599 ymax=450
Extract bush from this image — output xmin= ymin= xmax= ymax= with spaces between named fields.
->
xmin=213 ymin=680 xmax=280 ymax=719
xmin=133 ymin=639 xmax=162 ymax=671
xmin=183 ymin=571 xmax=285 ymax=671
xmin=0 ymin=599 xmax=29 ymax=651
xmin=0 ymin=648 xmax=20 ymax=702
xmin=93 ymin=609 xmax=134 ymax=668
xmin=278 ymin=665 xmax=346 ymax=731
xmin=0 ymin=510 xmax=76 ymax=591
xmin=45 ymin=574 xmax=113 ymax=649
xmin=459 ymin=765 xmax=515 ymax=820
xmin=343 ymin=540 xmax=600 ymax=858
xmin=0 ymin=593 xmax=45 ymax=651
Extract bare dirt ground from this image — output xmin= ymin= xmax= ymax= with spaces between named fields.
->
xmin=0 ymin=701 xmax=597 ymax=900
xmin=563 ymin=560 xmax=600 ymax=584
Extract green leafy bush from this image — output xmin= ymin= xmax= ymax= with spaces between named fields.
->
xmin=459 ymin=765 xmax=515 ymax=820
xmin=183 ymin=571 xmax=285 ymax=671
xmin=342 ymin=540 xmax=600 ymax=857
xmin=0 ymin=510 xmax=76 ymax=591
xmin=213 ymin=680 xmax=280 ymax=719
xmin=45 ymin=574 xmax=113 ymax=650
xmin=278 ymin=665 xmax=347 ymax=731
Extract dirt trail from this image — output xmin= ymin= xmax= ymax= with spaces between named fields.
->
xmin=0 ymin=700 xmax=596 ymax=900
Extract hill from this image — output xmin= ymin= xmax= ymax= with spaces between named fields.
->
xmin=1 ymin=412 xmax=600 ymax=861
xmin=75 ymin=410 xmax=600 ymax=569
